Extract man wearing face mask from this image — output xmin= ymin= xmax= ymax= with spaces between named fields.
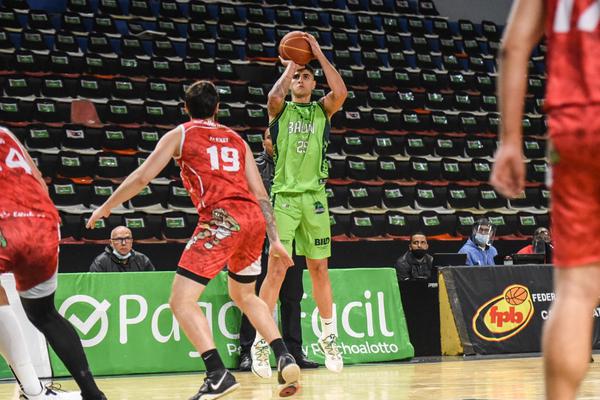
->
xmin=395 ymin=232 xmax=434 ymax=281
xmin=517 ymin=227 xmax=553 ymax=262
xmin=459 ymin=218 xmax=498 ymax=266
xmin=89 ymin=226 xmax=155 ymax=272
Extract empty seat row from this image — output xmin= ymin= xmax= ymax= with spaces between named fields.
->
xmin=51 ymin=178 xmax=193 ymax=211
xmin=58 ymin=0 xmax=423 ymax=20
xmin=1 ymin=67 xmax=544 ymax=102
xmin=0 ymin=102 xmax=545 ymax=139
xmin=0 ymin=33 xmax=503 ymax=73
xmin=0 ymin=17 xmax=509 ymax=61
xmin=2 ymin=75 xmax=190 ymax=101
xmin=0 ymin=97 xmax=270 ymax=127
xmin=327 ymin=156 xmax=548 ymax=183
xmin=17 ymin=122 xmax=545 ymax=163
xmin=326 ymin=182 xmax=549 ymax=210
xmin=50 ymin=178 xmax=549 ymax=220
xmin=0 ymin=45 xmax=545 ymax=96
xmin=0 ymin=51 xmax=290 ymax=81
xmin=59 ymin=207 xmax=548 ymax=242
xmin=0 ymin=73 xmax=546 ymax=119
xmin=330 ymin=210 xmax=549 ymax=238
xmin=60 ymin=211 xmax=199 ymax=242
xmin=32 ymin=151 xmax=181 ymax=180
xmin=331 ymin=109 xmax=546 ymax=135
xmin=327 ymin=133 xmax=546 ymax=159
xmin=26 ymin=151 xmax=547 ymax=185
xmin=0 ymin=2 xmax=439 ymax=32
xmin=14 ymin=124 xmax=267 ymax=154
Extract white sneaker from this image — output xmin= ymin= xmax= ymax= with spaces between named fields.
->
xmin=21 ymin=383 xmax=82 ymax=400
xmin=250 ymin=339 xmax=272 ymax=379
xmin=318 ymin=334 xmax=343 ymax=373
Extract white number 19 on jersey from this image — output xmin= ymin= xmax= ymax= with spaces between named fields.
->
xmin=207 ymin=145 xmax=240 ymax=172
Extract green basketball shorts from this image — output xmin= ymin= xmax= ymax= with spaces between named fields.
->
xmin=272 ymin=190 xmax=331 ymax=259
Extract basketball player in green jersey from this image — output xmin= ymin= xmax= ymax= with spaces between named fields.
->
xmin=250 ymin=33 xmax=347 ymax=378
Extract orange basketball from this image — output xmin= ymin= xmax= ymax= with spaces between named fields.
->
xmin=279 ymin=31 xmax=314 ymax=65
xmin=505 ymin=286 xmax=528 ymax=306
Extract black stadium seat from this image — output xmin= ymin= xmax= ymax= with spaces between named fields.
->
xmin=163 ymin=212 xmax=197 ymax=241
xmin=81 ymin=214 xmax=120 ymax=241
xmin=347 ymin=183 xmax=382 ymax=209
xmin=349 ymin=212 xmax=385 ymax=238
xmin=122 ymin=213 xmax=157 ymax=241
xmin=384 ymin=212 xmax=416 ymax=237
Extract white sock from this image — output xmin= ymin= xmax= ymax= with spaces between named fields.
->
xmin=0 ymin=305 xmax=42 ymax=396
xmin=320 ymin=316 xmax=337 ymax=338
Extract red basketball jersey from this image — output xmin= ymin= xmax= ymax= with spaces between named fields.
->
xmin=176 ymin=119 xmax=259 ymax=212
xmin=545 ymin=0 xmax=600 ymax=109
xmin=0 ymin=127 xmax=59 ymax=222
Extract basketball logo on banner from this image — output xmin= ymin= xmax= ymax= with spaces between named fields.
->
xmin=472 ymin=284 xmax=534 ymax=342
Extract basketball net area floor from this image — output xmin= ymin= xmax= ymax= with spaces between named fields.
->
xmin=2 ymin=355 xmax=600 ymax=399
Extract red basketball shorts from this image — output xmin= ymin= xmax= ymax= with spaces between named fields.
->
xmin=548 ymin=105 xmax=600 ymax=267
xmin=178 ymin=200 xmax=267 ymax=281
xmin=0 ymin=216 xmax=59 ymax=291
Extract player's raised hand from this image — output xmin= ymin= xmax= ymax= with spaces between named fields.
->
xmin=269 ymin=240 xmax=294 ymax=269
xmin=490 ymin=142 xmax=526 ymax=199
xmin=86 ymin=205 xmax=111 ymax=229
xmin=279 ymin=56 xmax=300 ymax=70
xmin=302 ymin=33 xmax=324 ymax=59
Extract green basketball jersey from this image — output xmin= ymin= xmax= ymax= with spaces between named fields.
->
xmin=270 ymin=101 xmax=330 ymax=193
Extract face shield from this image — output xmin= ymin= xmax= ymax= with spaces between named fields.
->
xmin=532 ymin=228 xmax=551 ymax=253
xmin=472 ymin=220 xmax=496 ymax=247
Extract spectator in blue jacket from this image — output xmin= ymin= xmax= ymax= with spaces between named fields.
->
xmin=459 ymin=218 xmax=498 ymax=266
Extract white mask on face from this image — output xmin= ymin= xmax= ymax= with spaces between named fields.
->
xmin=474 ymin=233 xmax=490 ymax=247
xmin=112 ymin=249 xmax=132 ymax=260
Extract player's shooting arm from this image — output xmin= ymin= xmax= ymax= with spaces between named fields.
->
xmin=305 ymin=35 xmax=347 ymax=118
xmin=243 ymin=142 xmax=279 ymax=243
xmin=498 ymin=0 xmax=544 ymax=146
xmin=97 ymin=128 xmax=181 ymax=213
xmin=267 ymin=61 xmax=297 ymax=120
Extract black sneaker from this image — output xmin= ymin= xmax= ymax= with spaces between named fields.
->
xmin=276 ymin=353 xmax=301 ymax=398
xmin=291 ymin=352 xmax=319 ymax=369
xmin=189 ymin=369 xmax=240 ymax=400
xmin=238 ymin=351 xmax=252 ymax=372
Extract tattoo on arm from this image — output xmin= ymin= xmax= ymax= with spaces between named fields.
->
xmin=271 ymin=70 xmax=293 ymax=99
xmin=258 ymin=199 xmax=279 ymax=242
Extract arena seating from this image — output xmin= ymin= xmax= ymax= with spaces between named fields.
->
xmin=0 ymin=0 xmax=548 ymax=242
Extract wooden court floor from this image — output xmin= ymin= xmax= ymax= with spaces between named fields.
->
xmin=3 ymin=356 xmax=600 ymax=399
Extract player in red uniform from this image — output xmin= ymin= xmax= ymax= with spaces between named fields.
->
xmin=87 ymin=81 xmax=301 ymax=400
xmin=0 ymin=127 xmax=106 ymax=400
xmin=490 ymin=0 xmax=600 ymax=398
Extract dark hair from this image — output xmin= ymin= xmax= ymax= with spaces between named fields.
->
xmin=184 ymin=80 xmax=219 ymax=119
xmin=297 ymin=63 xmax=316 ymax=77
xmin=475 ymin=217 xmax=491 ymax=227
xmin=410 ymin=232 xmax=427 ymax=241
